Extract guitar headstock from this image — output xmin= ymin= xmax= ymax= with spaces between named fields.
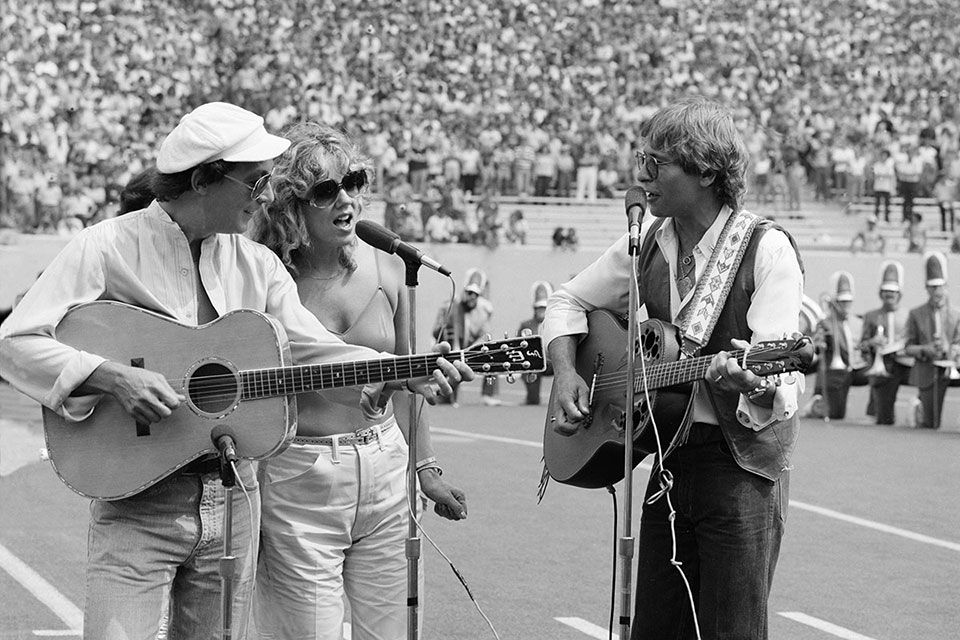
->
xmin=746 ymin=335 xmax=817 ymax=376
xmin=463 ymin=336 xmax=546 ymax=375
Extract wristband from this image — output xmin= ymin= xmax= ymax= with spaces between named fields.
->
xmin=416 ymin=456 xmax=443 ymax=476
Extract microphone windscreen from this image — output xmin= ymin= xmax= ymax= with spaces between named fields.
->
xmin=355 ymin=220 xmax=400 ymax=254
xmin=624 ymin=186 xmax=647 ymax=216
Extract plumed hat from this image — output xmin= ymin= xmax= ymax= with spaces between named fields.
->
xmin=831 ymin=270 xmax=855 ymax=302
xmin=923 ymin=250 xmax=948 ymax=287
xmin=464 ymin=268 xmax=488 ymax=295
xmin=531 ymin=281 xmax=553 ymax=308
xmin=878 ymin=260 xmax=904 ymax=292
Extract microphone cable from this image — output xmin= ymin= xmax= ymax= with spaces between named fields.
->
xmin=629 ymin=266 xmax=703 ymax=640
xmin=406 ymin=390 xmax=502 ymax=640
xmin=606 ymin=485 xmax=618 ymax=640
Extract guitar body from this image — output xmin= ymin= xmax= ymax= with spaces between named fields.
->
xmin=43 ymin=302 xmax=295 ymax=500
xmin=543 ymin=311 xmax=692 ymax=489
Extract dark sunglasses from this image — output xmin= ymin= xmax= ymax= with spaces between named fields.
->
xmin=304 ymin=169 xmax=369 ymax=208
xmin=222 ymin=171 xmax=272 ymax=200
xmin=634 ymin=150 xmax=676 ymax=180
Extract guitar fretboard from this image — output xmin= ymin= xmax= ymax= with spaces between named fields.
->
xmin=239 ymin=353 xmax=449 ymax=400
xmin=632 ymin=346 xmax=789 ymax=391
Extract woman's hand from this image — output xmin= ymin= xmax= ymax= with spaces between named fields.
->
xmin=419 ymin=469 xmax=467 ymax=520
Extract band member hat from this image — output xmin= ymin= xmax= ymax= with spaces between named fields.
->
xmin=464 ymin=268 xmax=488 ymax=295
xmin=531 ymin=281 xmax=553 ymax=308
xmin=157 ymin=102 xmax=291 ymax=173
xmin=923 ymin=250 xmax=948 ymax=287
xmin=831 ymin=270 xmax=855 ymax=302
xmin=878 ymin=260 xmax=904 ymax=292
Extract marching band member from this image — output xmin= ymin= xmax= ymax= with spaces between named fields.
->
xmin=859 ymin=260 xmax=913 ymax=425
xmin=905 ymin=251 xmax=960 ymax=429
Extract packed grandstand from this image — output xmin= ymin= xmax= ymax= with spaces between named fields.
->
xmin=2 ymin=0 xmax=960 ymax=239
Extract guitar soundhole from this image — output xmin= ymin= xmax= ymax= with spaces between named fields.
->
xmin=188 ymin=362 xmax=238 ymax=414
xmin=633 ymin=399 xmax=651 ymax=429
xmin=640 ymin=329 xmax=661 ymax=359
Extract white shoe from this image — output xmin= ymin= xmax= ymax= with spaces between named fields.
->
xmin=482 ymin=396 xmax=503 ymax=406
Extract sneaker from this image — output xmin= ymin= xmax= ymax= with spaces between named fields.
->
xmin=482 ymin=396 xmax=503 ymax=406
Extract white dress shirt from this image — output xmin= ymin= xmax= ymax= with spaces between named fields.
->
xmin=542 ymin=206 xmax=804 ymax=430
xmin=0 ymin=203 xmax=378 ymax=421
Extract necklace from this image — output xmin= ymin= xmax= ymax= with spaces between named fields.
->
xmin=676 ymin=250 xmax=695 ymax=298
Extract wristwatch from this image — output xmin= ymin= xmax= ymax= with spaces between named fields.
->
xmin=746 ymin=377 xmax=772 ymax=402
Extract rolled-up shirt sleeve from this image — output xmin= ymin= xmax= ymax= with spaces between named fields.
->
xmin=542 ymin=232 xmax=634 ymax=350
xmin=735 ymin=227 xmax=806 ymax=430
xmin=0 ymin=229 xmax=108 ymax=420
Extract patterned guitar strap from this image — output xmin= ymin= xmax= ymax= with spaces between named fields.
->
xmin=660 ymin=209 xmax=762 ymax=461
xmin=539 ymin=210 xmax=762 ymax=501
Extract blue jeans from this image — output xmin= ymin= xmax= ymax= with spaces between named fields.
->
xmin=632 ymin=426 xmax=787 ymax=640
xmin=83 ymin=464 xmax=259 ymax=640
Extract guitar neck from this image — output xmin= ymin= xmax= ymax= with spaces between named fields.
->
xmin=239 ymin=352 xmax=459 ymax=400
xmin=633 ymin=348 xmax=749 ymax=391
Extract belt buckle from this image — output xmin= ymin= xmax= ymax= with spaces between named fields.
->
xmin=355 ymin=429 xmax=376 ymax=445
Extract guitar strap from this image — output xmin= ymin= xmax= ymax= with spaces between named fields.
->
xmin=663 ymin=209 xmax=762 ymax=461
xmin=678 ymin=209 xmax=762 ymax=358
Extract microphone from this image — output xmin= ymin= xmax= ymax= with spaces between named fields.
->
xmin=211 ymin=426 xmax=238 ymax=463
xmin=355 ymin=220 xmax=452 ymax=276
xmin=624 ymin=186 xmax=647 ymax=254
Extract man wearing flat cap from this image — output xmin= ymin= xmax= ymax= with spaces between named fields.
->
xmin=0 ymin=102 xmax=472 ymax=639
xmin=905 ymin=251 xmax=960 ymax=429
xmin=859 ymin=260 xmax=913 ymax=425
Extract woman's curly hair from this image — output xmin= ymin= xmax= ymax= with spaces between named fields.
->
xmin=639 ymin=97 xmax=749 ymax=212
xmin=249 ymin=122 xmax=370 ymax=275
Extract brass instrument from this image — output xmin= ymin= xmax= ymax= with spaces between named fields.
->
xmin=931 ymin=310 xmax=960 ymax=379
xmin=820 ymin=294 xmax=849 ymax=372
xmin=866 ymin=324 xmax=891 ymax=377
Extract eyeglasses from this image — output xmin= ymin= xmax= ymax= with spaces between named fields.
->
xmin=222 ymin=171 xmax=272 ymax=200
xmin=634 ymin=150 xmax=676 ymax=180
xmin=304 ymin=169 xmax=369 ymax=208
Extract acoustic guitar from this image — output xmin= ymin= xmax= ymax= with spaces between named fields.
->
xmin=542 ymin=310 xmax=814 ymax=489
xmin=42 ymin=301 xmax=545 ymax=500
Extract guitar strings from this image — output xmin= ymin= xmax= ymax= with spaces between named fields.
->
xmin=146 ymin=351 xmax=539 ymax=403
xmin=589 ymin=343 xmax=787 ymax=393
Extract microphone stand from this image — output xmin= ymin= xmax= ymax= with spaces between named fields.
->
xmin=618 ymin=237 xmax=641 ymax=639
xmin=215 ymin=435 xmax=239 ymax=640
xmin=403 ymin=260 xmax=422 ymax=640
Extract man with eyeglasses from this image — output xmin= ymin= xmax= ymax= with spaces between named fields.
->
xmin=0 ymin=101 xmax=472 ymax=640
xmin=543 ymin=97 xmax=804 ymax=639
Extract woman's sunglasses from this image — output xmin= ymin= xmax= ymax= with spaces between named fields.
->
xmin=304 ymin=169 xmax=369 ymax=208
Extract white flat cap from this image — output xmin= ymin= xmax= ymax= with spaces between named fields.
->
xmin=156 ymin=102 xmax=291 ymax=173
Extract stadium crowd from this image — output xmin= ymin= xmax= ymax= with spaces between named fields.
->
xmin=2 ymin=0 xmax=960 ymax=242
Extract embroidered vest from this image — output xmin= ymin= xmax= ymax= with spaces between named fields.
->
xmin=637 ymin=218 xmax=800 ymax=481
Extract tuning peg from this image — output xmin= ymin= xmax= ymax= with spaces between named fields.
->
xmin=484 ymin=375 xmax=497 ymax=386
xmin=522 ymin=361 xmax=531 ymax=369
xmin=520 ymin=328 xmax=532 ymax=337
xmin=519 ymin=339 xmax=529 ymax=348
xmin=483 ymin=333 xmax=492 ymax=342
xmin=525 ymin=373 xmax=539 ymax=383
xmin=481 ymin=363 xmax=491 ymax=372
xmin=506 ymin=373 xmax=516 ymax=384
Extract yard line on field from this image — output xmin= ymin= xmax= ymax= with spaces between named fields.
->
xmin=790 ymin=500 xmax=960 ymax=553
xmin=554 ymin=617 xmax=618 ymax=639
xmin=778 ymin=611 xmax=878 ymax=639
xmin=0 ymin=542 xmax=82 ymax=630
xmin=438 ymin=426 xmax=958 ymax=552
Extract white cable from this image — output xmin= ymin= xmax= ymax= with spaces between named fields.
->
xmin=631 ymin=268 xmax=703 ymax=640
xmin=407 ymin=396 xmax=501 ymax=640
